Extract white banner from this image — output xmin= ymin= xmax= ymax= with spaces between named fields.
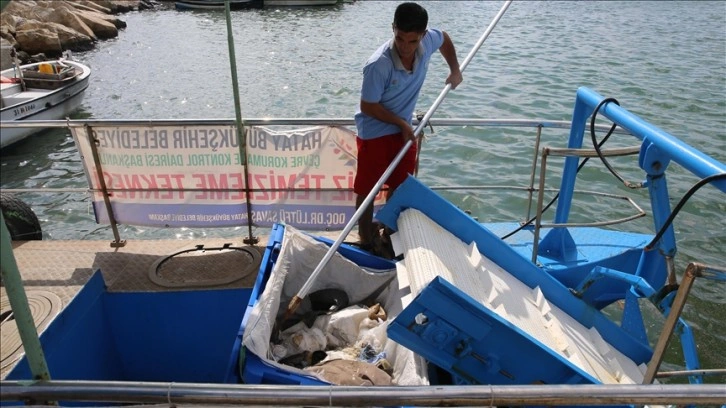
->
xmin=72 ymin=125 xmax=387 ymax=230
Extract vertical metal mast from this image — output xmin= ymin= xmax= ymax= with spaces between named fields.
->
xmin=0 ymin=214 xmax=52 ymax=382
xmin=225 ymin=0 xmax=257 ymax=245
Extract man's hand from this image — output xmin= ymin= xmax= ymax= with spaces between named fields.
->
xmin=400 ymin=123 xmax=416 ymax=142
xmin=446 ymin=69 xmax=463 ymax=90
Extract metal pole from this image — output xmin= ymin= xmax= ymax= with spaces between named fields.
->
xmin=10 ymin=48 xmax=26 ymax=92
xmin=1 ymin=381 xmax=724 ymax=406
xmin=642 ymin=262 xmax=714 ymax=384
xmin=286 ymin=0 xmax=514 ymax=316
xmin=656 ymin=368 xmax=726 ymax=379
xmin=525 ymin=125 xmax=543 ymax=222
xmin=0 ymin=214 xmax=52 ymax=381
xmin=86 ymin=124 xmax=125 ymax=248
xmin=225 ymin=0 xmax=257 ymax=245
xmin=532 ymin=146 xmax=550 ymax=263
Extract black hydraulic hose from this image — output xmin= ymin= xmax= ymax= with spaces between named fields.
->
xmin=645 ymin=173 xmax=726 ymax=251
xmin=590 ymin=99 xmax=642 ymax=189
xmin=500 ymin=98 xmax=620 ymax=240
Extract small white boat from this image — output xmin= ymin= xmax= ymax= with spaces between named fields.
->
xmin=0 ymin=60 xmax=91 ymax=149
xmin=174 ymin=0 xmax=261 ymax=10
xmin=264 ymin=0 xmax=338 ymax=6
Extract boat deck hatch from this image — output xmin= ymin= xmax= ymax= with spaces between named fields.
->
xmin=148 ymin=243 xmax=262 ymax=288
xmin=1 ymin=291 xmax=62 ymax=376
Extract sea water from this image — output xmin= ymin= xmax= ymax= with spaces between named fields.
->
xmin=0 ymin=0 xmax=724 ymax=379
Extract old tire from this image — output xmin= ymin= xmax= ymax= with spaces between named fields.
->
xmin=0 ymin=193 xmax=42 ymax=240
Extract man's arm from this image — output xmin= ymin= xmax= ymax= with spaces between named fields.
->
xmin=439 ymin=31 xmax=463 ymax=90
xmin=360 ymin=100 xmax=416 ymax=141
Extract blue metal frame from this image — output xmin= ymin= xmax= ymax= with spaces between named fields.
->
xmin=377 ymin=87 xmax=726 ymax=386
xmin=542 ymin=87 xmax=726 ymax=264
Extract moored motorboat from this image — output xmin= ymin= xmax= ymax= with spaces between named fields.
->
xmin=264 ymin=0 xmax=338 ymax=6
xmin=174 ymin=0 xmax=261 ymax=10
xmin=0 ymin=59 xmax=90 ymax=149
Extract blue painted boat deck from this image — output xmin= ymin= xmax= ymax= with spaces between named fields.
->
xmin=486 ymin=222 xmax=656 ymax=308
xmin=486 ymin=222 xmax=650 ymax=269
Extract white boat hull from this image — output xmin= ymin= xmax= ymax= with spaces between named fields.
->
xmin=265 ymin=0 xmax=337 ymax=6
xmin=0 ymin=60 xmax=91 ymax=148
xmin=174 ymin=0 xmax=258 ymax=10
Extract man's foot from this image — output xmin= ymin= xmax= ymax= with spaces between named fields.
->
xmin=349 ymin=225 xmax=395 ymax=259
xmin=370 ymin=223 xmax=395 ymax=259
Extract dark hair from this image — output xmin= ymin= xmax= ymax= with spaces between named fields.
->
xmin=393 ymin=2 xmax=428 ymax=33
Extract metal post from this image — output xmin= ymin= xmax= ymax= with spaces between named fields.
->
xmin=656 ymin=368 xmax=726 ymax=379
xmin=1 ymin=381 xmax=724 ymax=406
xmin=0 ymin=213 xmax=52 ymax=381
xmin=665 ymin=255 xmax=677 ymax=285
xmin=531 ymin=146 xmax=550 ymax=263
xmin=524 ymin=125 xmax=543 ymax=222
xmin=85 ymin=124 xmax=125 ymax=247
xmin=225 ymin=0 xmax=257 ymax=245
xmin=642 ymin=263 xmax=715 ymax=384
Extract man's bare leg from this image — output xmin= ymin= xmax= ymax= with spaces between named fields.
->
xmin=356 ymin=194 xmax=374 ymax=248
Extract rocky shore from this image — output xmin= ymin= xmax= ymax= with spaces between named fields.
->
xmin=0 ymin=0 xmax=158 ymax=69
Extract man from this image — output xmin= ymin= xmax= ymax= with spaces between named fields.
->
xmin=353 ymin=2 xmax=463 ymax=252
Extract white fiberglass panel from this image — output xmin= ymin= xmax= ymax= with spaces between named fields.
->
xmin=395 ymin=208 xmax=646 ymax=385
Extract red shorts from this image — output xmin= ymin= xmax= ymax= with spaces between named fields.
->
xmin=353 ymin=133 xmax=417 ymax=196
